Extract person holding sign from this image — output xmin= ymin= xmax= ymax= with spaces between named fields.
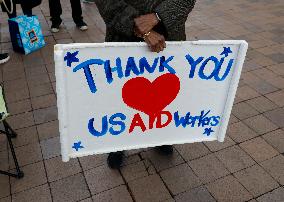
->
xmin=95 ymin=0 xmax=196 ymax=168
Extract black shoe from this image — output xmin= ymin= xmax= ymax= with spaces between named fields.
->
xmin=107 ymin=151 xmax=124 ymax=169
xmin=0 ymin=53 xmax=10 ymax=64
xmin=51 ymin=22 xmax=61 ymax=33
xmin=156 ymin=145 xmax=173 ymax=155
xmin=76 ymin=21 xmax=88 ymax=31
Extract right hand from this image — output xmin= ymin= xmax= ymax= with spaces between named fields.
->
xmin=144 ymin=31 xmax=166 ymax=53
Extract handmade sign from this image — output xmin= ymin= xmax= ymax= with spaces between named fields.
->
xmin=54 ymin=41 xmax=248 ymax=161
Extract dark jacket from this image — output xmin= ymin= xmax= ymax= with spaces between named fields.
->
xmin=95 ymin=0 xmax=196 ymax=42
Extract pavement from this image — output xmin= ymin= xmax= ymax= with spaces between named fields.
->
xmin=0 ymin=0 xmax=283 ymax=201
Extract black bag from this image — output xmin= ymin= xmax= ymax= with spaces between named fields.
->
xmin=1 ymin=0 xmax=42 ymax=12
xmin=1 ymin=0 xmax=13 ymax=13
xmin=21 ymin=0 xmax=42 ymax=9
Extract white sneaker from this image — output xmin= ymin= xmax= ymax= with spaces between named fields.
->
xmin=0 ymin=53 xmax=10 ymax=64
xmin=76 ymin=21 xmax=88 ymax=31
xmin=79 ymin=25 xmax=88 ymax=31
xmin=51 ymin=27 xmax=60 ymax=33
xmin=51 ymin=22 xmax=61 ymax=33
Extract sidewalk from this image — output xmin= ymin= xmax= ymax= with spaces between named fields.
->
xmin=0 ymin=0 xmax=283 ymax=201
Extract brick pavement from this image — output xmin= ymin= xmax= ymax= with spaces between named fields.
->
xmin=0 ymin=0 xmax=283 ymax=201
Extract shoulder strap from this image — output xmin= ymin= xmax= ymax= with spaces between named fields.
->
xmin=1 ymin=0 xmax=14 ymax=14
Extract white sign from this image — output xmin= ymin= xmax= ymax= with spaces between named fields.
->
xmin=54 ymin=41 xmax=248 ymax=162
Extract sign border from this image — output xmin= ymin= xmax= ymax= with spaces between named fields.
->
xmin=54 ymin=40 xmax=248 ymax=162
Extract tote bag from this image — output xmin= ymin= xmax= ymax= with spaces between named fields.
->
xmin=8 ymin=15 xmax=45 ymax=54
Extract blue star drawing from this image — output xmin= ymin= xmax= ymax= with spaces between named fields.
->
xmin=220 ymin=47 xmax=232 ymax=57
xmin=203 ymin=127 xmax=214 ymax=136
xmin=64 ymin=51 xmax=79 ymax=67
xmin=72 ymin=141 xmax=84 ymax=151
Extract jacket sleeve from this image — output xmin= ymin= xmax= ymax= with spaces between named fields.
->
xmin=94 ymin=0 xmax=140 ymax=37
xmin=154 ymin=0 xmax=196 ymax=31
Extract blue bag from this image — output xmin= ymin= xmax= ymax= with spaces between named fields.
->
xmin=8 ymin=15 xmax=45 ymax=55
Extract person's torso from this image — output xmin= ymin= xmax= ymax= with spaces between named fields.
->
xmin=124 ymin=0 xmax=165 ymax=14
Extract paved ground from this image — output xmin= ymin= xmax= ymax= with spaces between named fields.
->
xmin=0 ymin=0 xmax=284 ymax=201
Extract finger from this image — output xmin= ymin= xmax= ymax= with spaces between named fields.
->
xmin=152 ymin=45 xmax=158 ymax=53
xmin=153 ymin=42 xmax=161 ymax=53
xmin=149 ymin=42 xmax=156 ymax=52
xmin=139 ymin=21 xmax=153 ymax=33
xmin=145 ymin=34 xmax=157 ymax=52
xmin=139 ymin=25 xmax=150 ymax=34
xmin=150 ymin=35 xmax=160 ymax=52
xmin=153 ymin=40 xmax=161 ymax=52
xmin=156 ymin=38 xmax=164 ymax=52
xmin=158 ymin=44 xmax=163 ymax=52
xmin=150 ymin=40 xmax=158 ymax=52
xmin=159 ymin=38 xmax=165 ymax=51
xmin=150 ymin=39 xmax=157 ymax=52
xmin=145 ymin=38 xmax=154 ymax=52
xmin=157 ymin=45 xmax=163 ymax=53
xmin=134 ymin=18 xmax=139 ymax=26
xmin=135 ymin=16 xmax=143 ymax=21
xmin=134 ymin=28 xmax=139 ymax=36
xmin=162 ymin=41 xmax=166 ymax=50
xmin=135 ymin=16 xmax=146 ymax=24
xmin=134 ymin=28 xmax=142 ymax=38
xmin=157 ymin=36 xmax=166 ymax=51
xmin=161 ymin=36 xmax=166 ymax=48
xmin=157 ymin=43 xmax=163 ymax=52
xmin=137 ymin=26 xmax=147 ymax=35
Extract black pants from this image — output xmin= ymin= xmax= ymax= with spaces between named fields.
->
xmin=1 ymin=1 xmax=32 ymax=18
xmin=48 ymin=0 xmax=83 ymax=24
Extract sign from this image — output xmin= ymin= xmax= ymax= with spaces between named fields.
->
xmin=54 ymin=41 xmax=248 ymax=162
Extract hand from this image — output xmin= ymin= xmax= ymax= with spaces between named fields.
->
xmin=144 ymin=31 xmax=166 ymax=53
xmin=134 ymin=27 xmax=143 ymax=38
xmin=134 ymin=13 xmax=159 ymax=35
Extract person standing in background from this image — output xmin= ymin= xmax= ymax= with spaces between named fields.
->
xmin=48 ymin=0 xmax=88 ymax=33
xmin=95 ymin=0 xmax=196 ymax=169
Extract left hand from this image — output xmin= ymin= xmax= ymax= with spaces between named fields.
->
xmin=144 ymin=30 xmax=166 ymax=53
xmin=134 ymin=13 xmax=159 ymax=35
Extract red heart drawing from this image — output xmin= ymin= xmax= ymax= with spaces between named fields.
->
xmin=122 ymin=73 xmax=180 ymax=115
